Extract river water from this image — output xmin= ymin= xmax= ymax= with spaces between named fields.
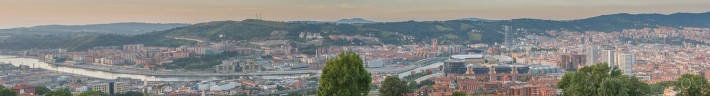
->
xmin=0 ymin=55 xmax=307 ymax=81
xmin=1 ymin=55 xmax=439 ymax=81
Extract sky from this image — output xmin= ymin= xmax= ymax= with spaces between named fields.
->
xmin=1 ymin=0 xmax=710 ymax=28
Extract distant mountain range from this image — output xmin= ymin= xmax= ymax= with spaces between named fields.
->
xmin=0 ymin=22 xmax=189 ymax=35
xmin=457 ymin=18 xmax=499 ymax=22
xmin=287 ymin=18 xmax=376 ymax=24
xmin=334 ymin=18 xmax=376 ymax=24
xmin=1 ymin=11 xmax=709 ymax=51
xmin=289 ymin=17 xmax=499 ymax=23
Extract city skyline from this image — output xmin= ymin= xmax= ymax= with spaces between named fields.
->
xmin=2 ymin=0 xmax=710 ymax=95
xmin=2 ymin=0 xmax=710 ymax=28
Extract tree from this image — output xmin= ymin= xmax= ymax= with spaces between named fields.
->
xmin=45 ymin=88 xmax=72 ymax=96
xmin=115 ymin=91 xmax=144 ymax=96
xmin=649 ymin=81 xmax=675 ymax=95
xmin=379 ymin=76 xmax=407 ymax=96
xmin=557 ymin=63 xmax=650 ymax=96
xmin=78 ymin=90 xmax=108 ymax=96
xmin=673 ymin=74 xmax=710 ymax=96
xmin=0 ymin=86 xmax=16 ymax=96
xmin=407 ymin=81 xmax=419 ymax=92
xmin=35 ymin=86 xmax=51 ymax=95
xmin=598 ymin=77 xmax=630 ymax=96
xmin=452 ymin=91 xmax=467 ymax=96
xmin=317 ymin=51 xmax=372 ymax=96
xmin=285 ymin=89 xmax=316 ymax=96
xmin=419 ymin=80 xmax=435 ymax=87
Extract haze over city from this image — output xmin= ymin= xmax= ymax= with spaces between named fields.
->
xmin=2 ymin=0 xmax=710 ymax=28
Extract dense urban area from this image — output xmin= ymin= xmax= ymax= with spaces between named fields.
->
xmin=1 ymin=11 xmax=710 ymax=96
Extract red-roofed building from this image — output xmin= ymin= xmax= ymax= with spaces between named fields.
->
xmin=11 ymin=84 xmax=35 ymax=95
xmin=703 ymin=71 xmax=710 ymax=81
xmin=290 ymin=81 xmax=304 ymax=89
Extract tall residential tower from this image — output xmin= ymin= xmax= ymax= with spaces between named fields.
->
xmin=616 ymin=53 xmax=635 ymax=75
xmin=601 ymin=49 xmax=615 ymax=67
xmin=586 ymin=46 xmax=599 ymax=65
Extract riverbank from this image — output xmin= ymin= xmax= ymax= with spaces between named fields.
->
xmin=1 ymin=55 xmax=445 ymax=81
xmin=0 ymin=55 xmax=314 ymax=81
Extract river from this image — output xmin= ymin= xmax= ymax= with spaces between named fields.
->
xmin=0 ymin=55 xmax=308 ymax=81
xmin=1 ymin=55 xmax=443 ymax=81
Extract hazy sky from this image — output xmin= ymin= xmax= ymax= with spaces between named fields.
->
xmin=1 ymin=0 xmax=709 ymax=28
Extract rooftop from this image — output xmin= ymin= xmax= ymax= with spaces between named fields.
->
xmin=451 ymin=54 xmax=484 ymax=59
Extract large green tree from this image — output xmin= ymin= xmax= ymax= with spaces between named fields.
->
xmin=0 ymin=86 xmax=16 ymax=96
xmin=557 ymin=63 xmax=650 ymax=96
xmin=673 ymin=74 xmax=710 ymax=96
xmin=35 ymin=86 xmax=51 ymax=95
xmin=45 ymin=88 xmax=72 ymax=96
xmin=379 ymin=76 xmax=407 ymax=96
xmin=407 ymin=81 xmax=418 ymax=92
xmin=317 ymin=51 xmax=372 ymax=96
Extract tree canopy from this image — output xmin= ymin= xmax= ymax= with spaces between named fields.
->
xmin=557 ymin=63 xmax=650 ymax=96
xmin=673 ymin=74 xmax=710 ymax=96
xmin=407 ymin=81 xmax=418 ymax=92
xmin=0 ymin=86 xmax=16 ymax=96
xmin=35 ymin=86 xmax=51 ymax=95
xmin=649 ymin=81 xmax=675 ymax=95
xmin=45 ymin=88 xmax=72 ymax=96
xmin=379 ymin=76 xmax=407 ymax=96
xmin=317 ymin=51 xmax=372 ymax=96
xmin=452 ymin=91 xmax=468 ymax=96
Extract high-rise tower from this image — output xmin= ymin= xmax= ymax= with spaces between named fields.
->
xmin=602 ymin=49 xmax=615 ymax=67
xmin=615 ymin=53 xmax=635 ymax=75
xmin=586 ymin=46 xmax=599 ymax=65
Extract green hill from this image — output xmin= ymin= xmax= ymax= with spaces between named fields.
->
xmin=154 ymin=12 xmax=710 ymax=45
xmin=0 ymin=33 xmax=196 ymax=51
xmin=66 ymin=34 xmax=196 ymax=51
xmin=155 ymin=19 xmax=501 ymax=45
xmin=2 ymin=12 xmax=709 ymax=51
xmin=0 ymin=22 xmax=189 ymax=35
